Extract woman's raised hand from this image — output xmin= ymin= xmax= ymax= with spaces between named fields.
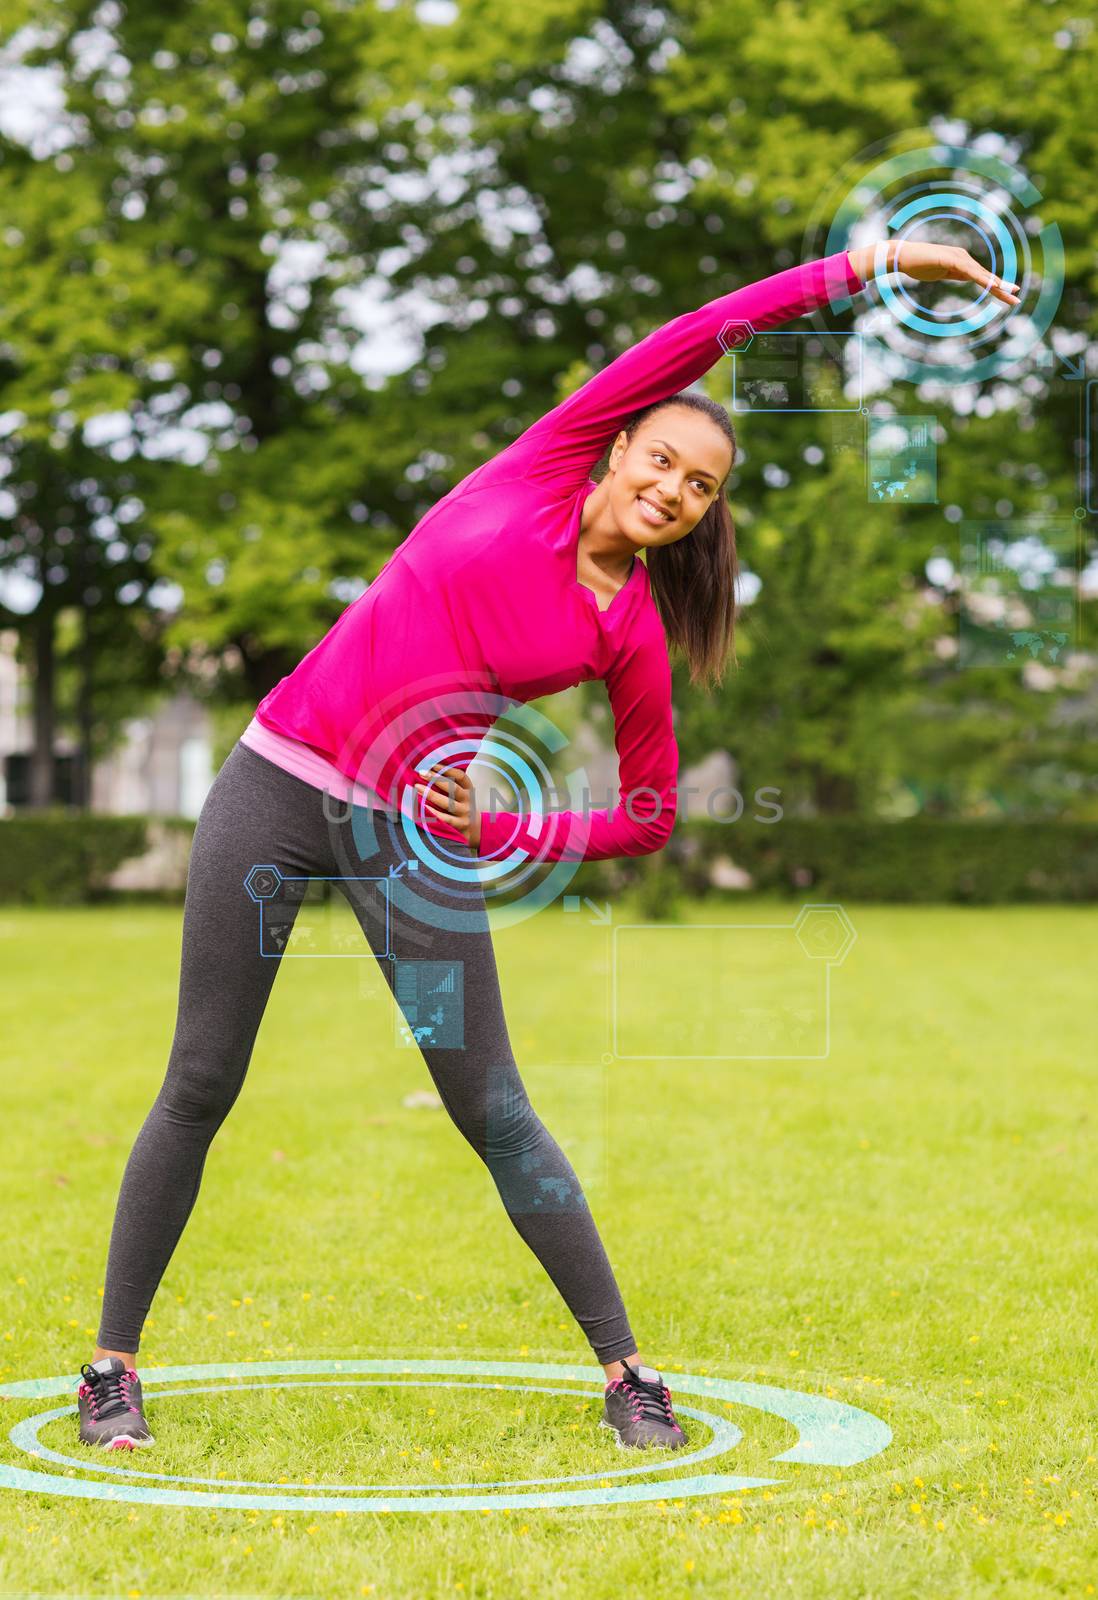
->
xmin=848 ymin=240 xmax=1021 ymax=307
xmin=412 ymin=762 xmax=481 ymax=849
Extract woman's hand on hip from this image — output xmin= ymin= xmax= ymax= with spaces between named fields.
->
xmin=848 ymin=240 xmax=1020 ymax=306
xmin=413 ymin=763 xmax=481 ymax=849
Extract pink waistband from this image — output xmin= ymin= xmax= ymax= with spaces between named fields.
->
xmin=238 ymin=716 xmax=395 ymax=812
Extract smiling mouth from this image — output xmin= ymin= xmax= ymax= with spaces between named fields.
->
xmin=637 ymin=495 xmax=673 ymax=524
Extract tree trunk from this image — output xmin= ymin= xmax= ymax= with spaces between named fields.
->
xmin=75 ymin=602 xmax=95 ymax=810
xmin=811 ymin=768 xmax=857 ymax=815
xmin=27 ymin=603 xmax=56 ymax=810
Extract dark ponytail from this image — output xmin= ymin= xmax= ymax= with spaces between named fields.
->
xmin=595 ymin=392 xmax=739 ymax=692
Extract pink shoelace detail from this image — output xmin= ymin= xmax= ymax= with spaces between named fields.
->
xmin=79 ymin=1368 xmax=140 ymax=1419
xmin=605 ymin=1373 xmax=683 ymax=1432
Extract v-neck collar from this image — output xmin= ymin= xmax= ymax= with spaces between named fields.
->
xmin=571 ymin=481 xmax=642 ymax=620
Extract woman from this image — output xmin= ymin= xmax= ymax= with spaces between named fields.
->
xmin=76 ymin=240 xmax=1017 ymax=1451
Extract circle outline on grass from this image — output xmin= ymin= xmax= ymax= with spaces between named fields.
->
xmin=0 ymin=1359 xmax=892 ymax=1513
xmin=12 ymin=1379 xmax=744 ymax=1492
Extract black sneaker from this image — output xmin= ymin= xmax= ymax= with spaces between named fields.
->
xmin=77 ymin=1356 xmax=154 ymax=1449
xmin=600 ymin=1359 xmax=686 ymax=1449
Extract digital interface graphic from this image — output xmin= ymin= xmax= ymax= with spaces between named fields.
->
xmin=611 ymin=907 xmax=856 ymax=1061
xmin=809 ymin=135 xmax=1065 ymax=388
xmin=956 ymin=519 xmax=1081 ymax=668
xmin=867 ymin=416 xmax=937 ymax=504
xmin=725 ymin=331 xmax=863 ymax=413
xmin=0 ymin=1359 xmax=893 ymax=1513
xmin=393 ymin=959 xmax=465 ymax=1049
xmin=243 ymin=862 xmax=394 ymax=958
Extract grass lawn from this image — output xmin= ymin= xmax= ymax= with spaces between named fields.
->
xmin=0 ymin=894 xmax=1094 ymax=1598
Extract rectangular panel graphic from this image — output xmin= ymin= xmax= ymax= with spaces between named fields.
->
xmin=867 ymin=416 xmax=937 ymax=503
xmin=956 ymin=519 xmax=1079 ymax=668
xmin=730 ymin=332 xmax=862 ymax=413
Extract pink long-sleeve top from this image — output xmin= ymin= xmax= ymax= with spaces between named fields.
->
xmin=245 ymin=251 xmax=863 ymax=861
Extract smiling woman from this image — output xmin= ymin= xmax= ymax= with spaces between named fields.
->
xmin=580 ymin=391 xmax=739 ymax=681
xmin=85 ymin=236 xmax=977 ymax=1467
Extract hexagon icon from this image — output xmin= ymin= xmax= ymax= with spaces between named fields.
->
xmin=794 ymin=904 xmax=856 ymax=965
xmin=244 ymin=863 xmax=284 ymax=902
xmin=717 ymin=319 xmax=755 ymax=355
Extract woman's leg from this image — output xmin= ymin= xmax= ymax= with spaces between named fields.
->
xmin=94 ymin=743 xmax=331 ymax=1357
xmin=332 ymin=812 xmax=639 ymax=1367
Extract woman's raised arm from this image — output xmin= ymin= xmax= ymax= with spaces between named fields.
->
xmin=456 ymin=249 xmax=865 ymax=501
xmin=453 ymin=240 xmax=1019 ymax=503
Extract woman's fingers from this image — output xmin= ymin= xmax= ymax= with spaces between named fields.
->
xmin=945 ymin=247 xmax=1021 ymax=306
xmin=413 ymin=763 xmax=472 ymax=821
xmin=893 ymin=242 xmax=1021 ymax=307
xmin=419 ymin=762 xmax=469 ymax=786
xmin=410 ymin=764 xmax=479 ymax=846
xmin=415 ymin=764 xmax=469 ymax=797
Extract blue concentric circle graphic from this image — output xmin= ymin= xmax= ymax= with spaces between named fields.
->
xmin=0 ymin=1359 xmax=892 ymax=1513
xmin=321 ymin=680 xmax=600 ymax=933
xmin=805 ymin=135 xmax=1064 ymax=386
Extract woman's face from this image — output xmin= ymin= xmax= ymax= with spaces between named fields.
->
xmin=608 ymin=408 xmax=733 ymax=547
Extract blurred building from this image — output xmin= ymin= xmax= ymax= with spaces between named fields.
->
xmin=0 ymin=629 xmax=214 ymax=819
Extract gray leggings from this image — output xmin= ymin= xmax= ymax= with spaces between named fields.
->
xmin=97 ymin=738 xmax=637 ymax=1365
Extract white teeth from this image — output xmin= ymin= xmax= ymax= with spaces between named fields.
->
xmin=638 ymin=496 xmax=671 ymax=523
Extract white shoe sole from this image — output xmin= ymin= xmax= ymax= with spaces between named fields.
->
xmin=82 ymin=1432 xmax=155 ymax=1450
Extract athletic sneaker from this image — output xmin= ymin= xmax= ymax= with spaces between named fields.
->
xmin=77 ymin=1356 xmax=154 ymax=1449
xmin=600 ymin=1359 xmax=686 ymax=1449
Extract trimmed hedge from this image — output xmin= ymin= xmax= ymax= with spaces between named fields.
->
xmin=1 ymin=811 xmax=1096 ymax=906
xmin=570 ymin=817 xmax=1098 ymax=908
xmin=0 ymin=811 xmax=162 ymax=905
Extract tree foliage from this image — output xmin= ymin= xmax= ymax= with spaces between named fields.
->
xmin=0 ymin=0 xmax=1093 ymax=814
